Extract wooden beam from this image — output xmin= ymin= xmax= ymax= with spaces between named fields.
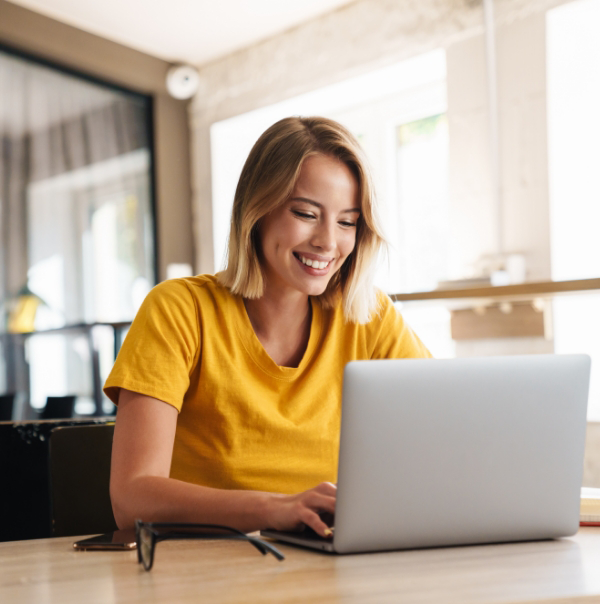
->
xmin=391 ymin=278 xmax=600 ymax=302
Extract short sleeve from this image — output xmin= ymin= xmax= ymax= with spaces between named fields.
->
xmin=369 ymin=291 xmax=432 ymax=360
xmin=103 ymin=279 xmax=200 ymax=411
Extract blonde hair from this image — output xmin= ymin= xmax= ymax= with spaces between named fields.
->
xmin=218 ymin=116 xmax=386 ymax=323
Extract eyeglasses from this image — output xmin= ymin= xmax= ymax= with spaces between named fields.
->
xmin=134 ymin=520 xmax=285 ymax=570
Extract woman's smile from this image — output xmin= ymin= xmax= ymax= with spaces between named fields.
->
xmin=293 ymin=252 xmax=334 ymax=272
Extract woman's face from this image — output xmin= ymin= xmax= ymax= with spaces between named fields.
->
xmin=259 ymin=153 xmax=360 ymax=299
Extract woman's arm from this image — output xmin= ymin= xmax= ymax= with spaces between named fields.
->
xmin=110 ymin=389 xmax=336 ymax=536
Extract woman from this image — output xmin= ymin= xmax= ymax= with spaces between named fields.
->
xmin=105 ymin=116 xmax=430 ymax=538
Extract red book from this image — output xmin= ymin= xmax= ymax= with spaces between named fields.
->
xmin=580 ymin=487 xmax=600 ymax=527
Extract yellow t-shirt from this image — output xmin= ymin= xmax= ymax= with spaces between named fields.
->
xmin=104 ymin=275 xmax=431 ymax=494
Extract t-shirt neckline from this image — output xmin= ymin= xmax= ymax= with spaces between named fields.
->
xmin=233 ymin=295 xmax=322 ymax=380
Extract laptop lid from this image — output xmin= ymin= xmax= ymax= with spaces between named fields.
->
xmin=332 ymin=354 xmax=590 ymax=554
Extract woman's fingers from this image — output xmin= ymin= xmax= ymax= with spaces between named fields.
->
xmin=314 ymin=481 xmax=337 ymax=496
xmin=266 ymin=483 xmax=337 ymax=535
xmin=300 ymin=508 xmax=334 ymax=537
xmin=303 ymin=491 xmax=336 ymax=515
xmin=293 ymin=488 xmax=336 ymax=536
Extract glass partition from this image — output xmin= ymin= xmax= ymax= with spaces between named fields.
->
xmin=0 ymin=46 xmax=155 ymax=419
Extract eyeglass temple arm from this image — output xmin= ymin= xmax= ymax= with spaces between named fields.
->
xmin=245 ymin=535 xmax=285 ymax=561
xmin=150 ymin=530 xmax=285 ymax=561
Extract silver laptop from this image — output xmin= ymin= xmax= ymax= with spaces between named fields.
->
xmin=261 ymin=354 xmax=591 ymax=553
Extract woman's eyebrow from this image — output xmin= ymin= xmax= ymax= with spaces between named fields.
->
xmin=290 ymin=197 xmax=361 ymax=214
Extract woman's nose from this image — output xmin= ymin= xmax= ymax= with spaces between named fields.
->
xmin=311 ymin=220 xmax=336 ymax=251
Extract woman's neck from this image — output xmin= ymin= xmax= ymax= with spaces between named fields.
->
xmin=244 ymin=291 xmax=312 ymax=368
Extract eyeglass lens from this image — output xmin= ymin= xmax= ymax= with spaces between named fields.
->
xmin=139 ymin=526 xmax=154 ymax=570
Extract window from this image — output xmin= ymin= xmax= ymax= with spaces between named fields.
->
xmin=395 ymin=114 xmax=449 ymax=293
xmin=0 ymin=47 xmax=156 ymax=416
xmin=547 ymin=0 xmax=600 ymax=420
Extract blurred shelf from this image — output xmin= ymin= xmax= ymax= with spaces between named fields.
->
xmin=390 ymin=278 xmax=600 ymax=303
xmin=0 ymin=321 xmax=132 ymax=338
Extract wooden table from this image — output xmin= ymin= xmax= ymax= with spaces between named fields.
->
xmin=3 ymin=529 xmax=600 ymax=603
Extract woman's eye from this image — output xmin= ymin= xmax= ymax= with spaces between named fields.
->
xmin=339 ymin=221 xmax=357 ymax=228
xmin=292 ymin=210 xmax=315 ymax=219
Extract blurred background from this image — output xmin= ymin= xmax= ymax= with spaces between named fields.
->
xmin=0 ymin=0 xmax=598 ymax=440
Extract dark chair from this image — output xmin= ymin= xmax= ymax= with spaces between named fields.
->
xmin=0 ymin=393 xmax=16 ymax=421
xmin=48 ymin=423 xmax=118 ymax=537
xmin=41 ymin=395 xmax=76 ymax=419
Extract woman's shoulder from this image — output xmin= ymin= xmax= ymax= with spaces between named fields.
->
xmin=318 ymin=287 xmax=394 ymax=332
xmin=373 ymin=288 xmax=396 ymax=315
xmin=137 ymin=274 xmax=237 ymax=323
xmin=329 ymin=287 xmax=393 ymax=315
xmin=149 ymin=273 xmax=233 ymax=301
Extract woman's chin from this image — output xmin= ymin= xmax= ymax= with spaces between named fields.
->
xmin=303 ymin=281 xmax=330 ymax=297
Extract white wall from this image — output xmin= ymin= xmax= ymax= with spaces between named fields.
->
xmin=446 ymin=11 xmax=551 ymax=282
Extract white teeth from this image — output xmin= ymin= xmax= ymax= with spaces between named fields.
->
xmin=298 ymin=254 xmax=330 ymax=270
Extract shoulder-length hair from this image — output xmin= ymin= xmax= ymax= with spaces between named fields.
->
xmin=217 ymin=116 xmax=386 ymax=323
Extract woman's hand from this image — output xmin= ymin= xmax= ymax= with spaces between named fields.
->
xmin=264 ymin=482 xmax=337 ymax=537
